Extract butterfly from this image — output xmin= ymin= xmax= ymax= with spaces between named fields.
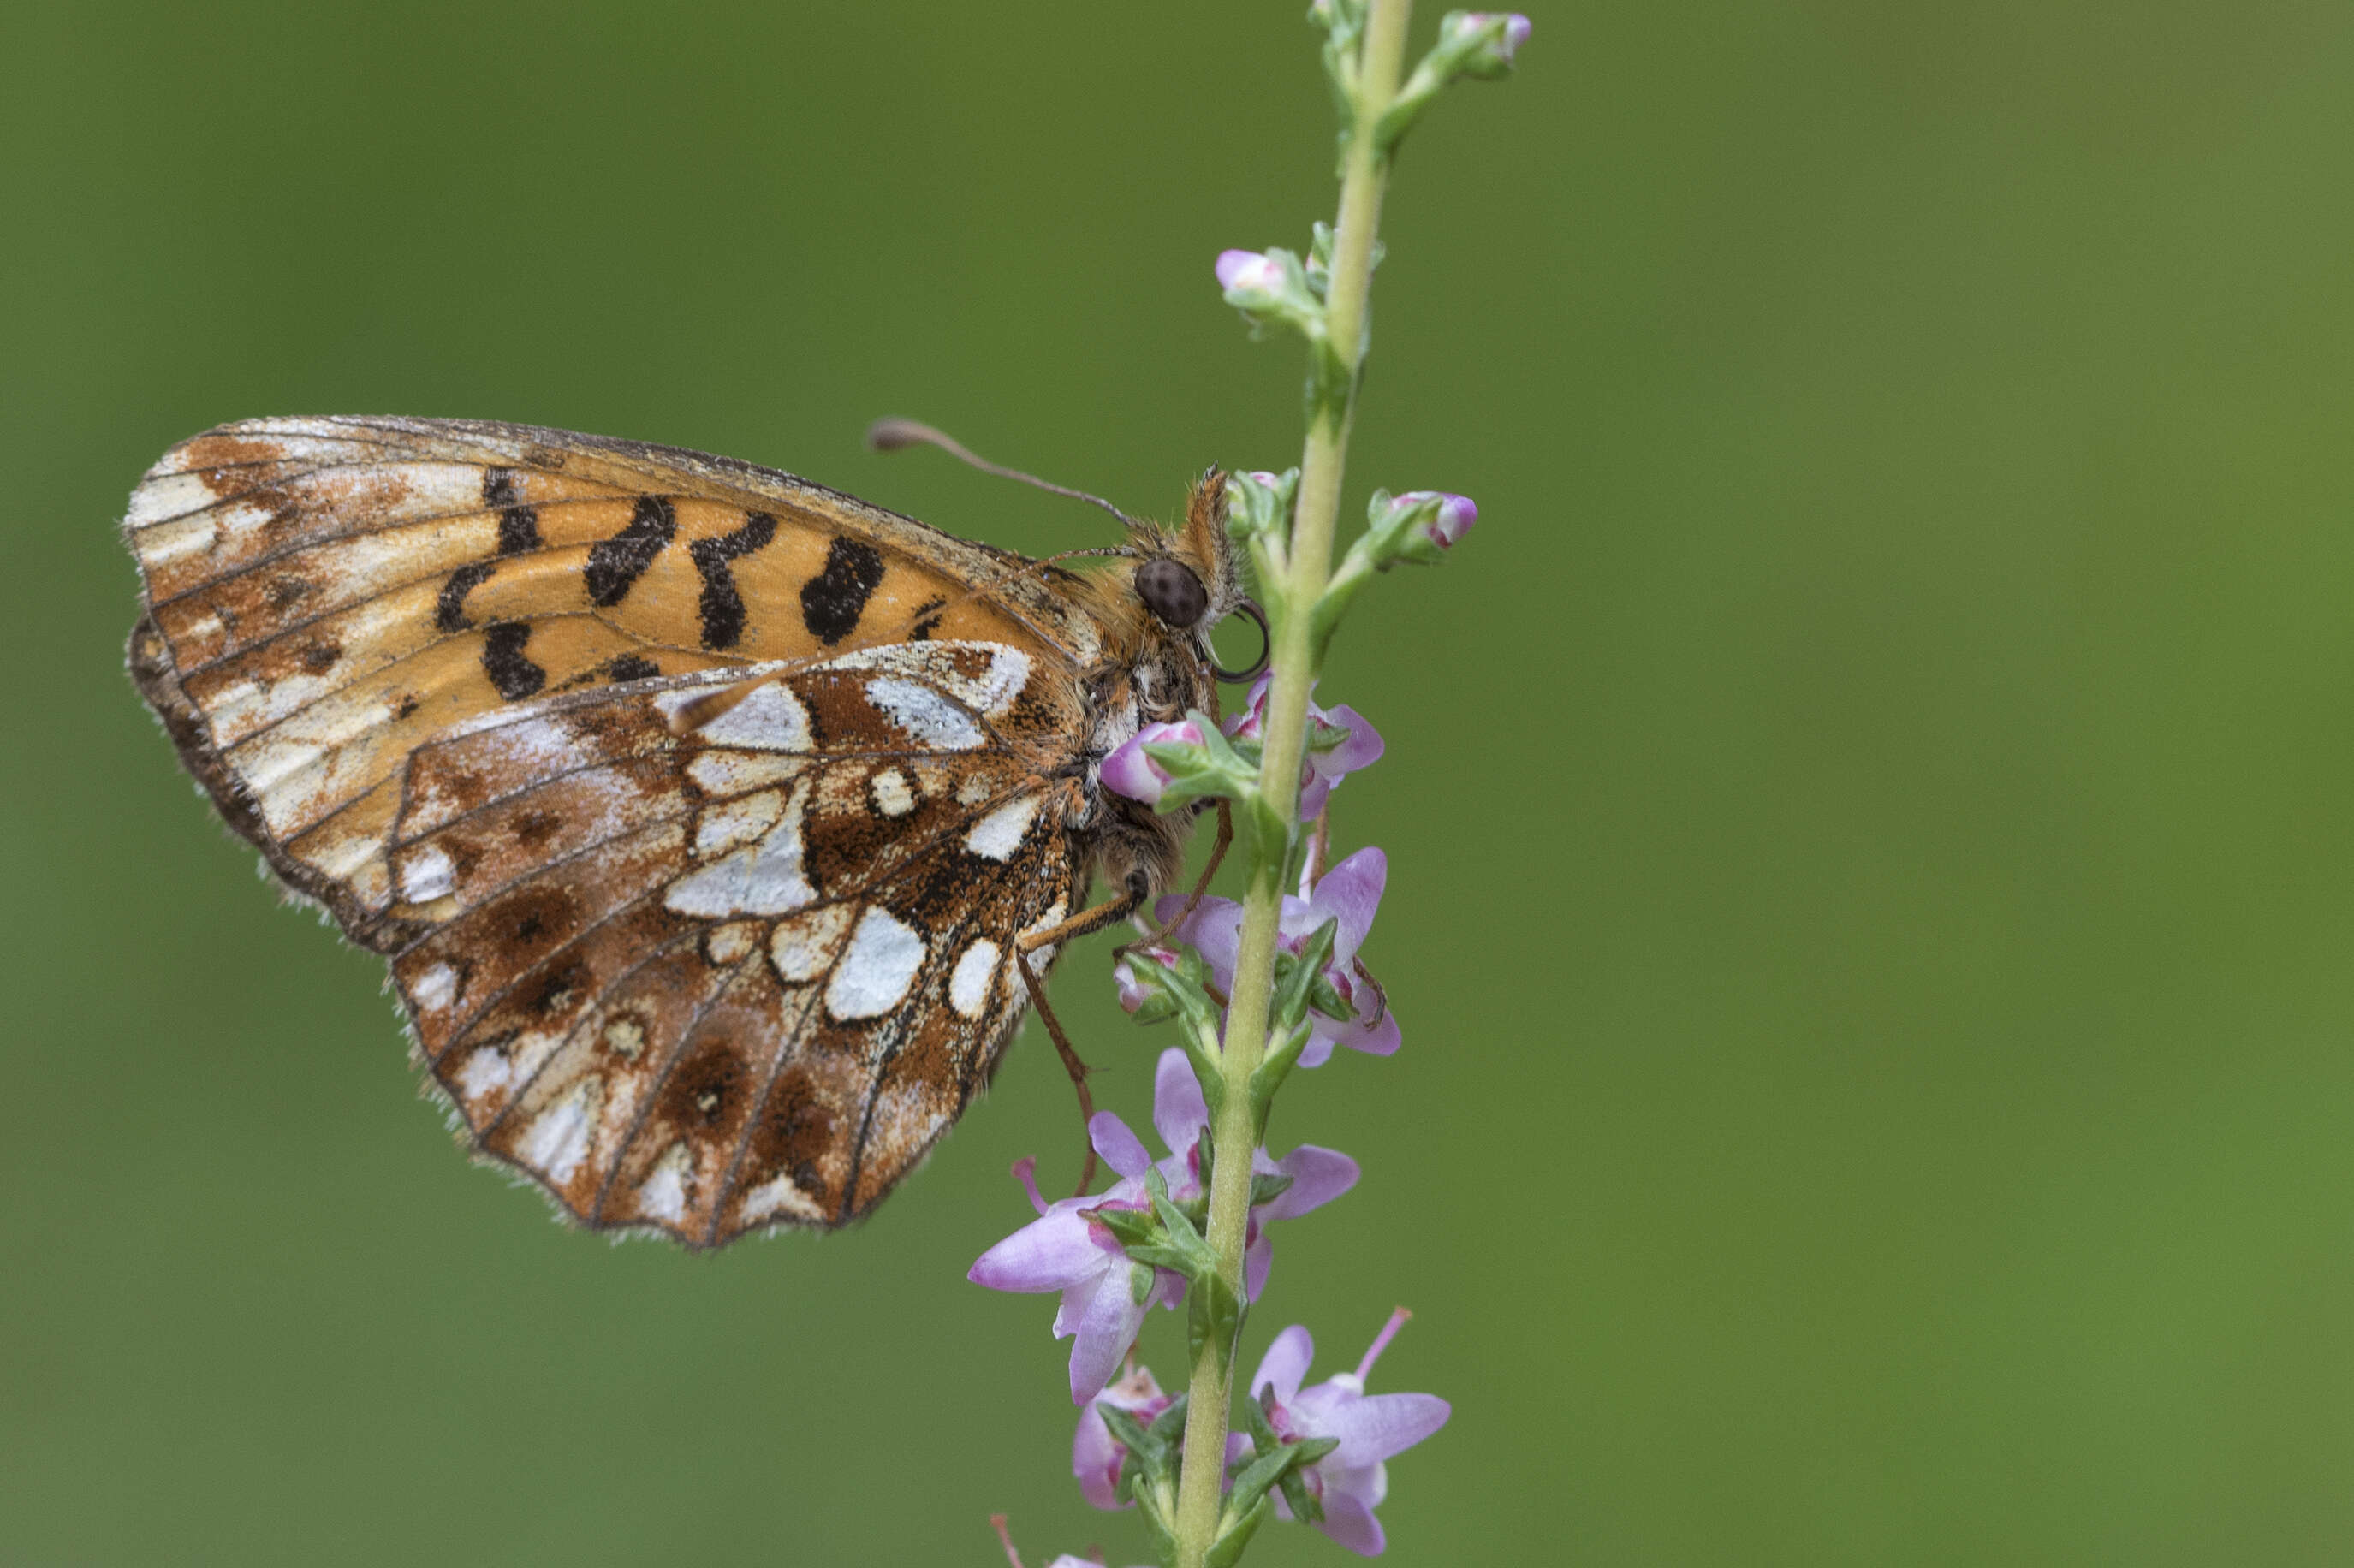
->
xmin=123 ymin=415 xmax=1254 ymax=1246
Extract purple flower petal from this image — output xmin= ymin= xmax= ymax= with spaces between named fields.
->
xmin=1299 ymin=773 xmax=1334 ymax=820
xmin=1320 ymin=704 xmax=1386 ymax=775
xmin=968 ymin=1203 xmax=1107 ymax=1292
xmin=1067 ymin=1266 xmax=1150 ymax=1404
xmin=1326 ymin=1004 xmax=1402 ymax=1060
xmin=1223 ymin=672 xmax=1273 ymax=741
xmin=1151 ymin=1048 xmax=1210 ymax=1154
xmin=1317 ymin=1487 xmax=1388 ymax=1557
xmin=1316 ymin=1391 xmax=1453 ymax=1467
xmin=1072 ymin=1399 xmax=1126 ymax=1510
xmin=1251 ymin=1324 xmax=1316 ymax=1405
xmin=1216 ymin=248 xmax=1271 ymax=292
xmin=1308 ymin=847 xmax=1387 ymax=964
xmin=1157 ymin=894 xmax=1244 ymax=991
xmin=1262 ymin=1144 xmax=1359 ymax=1221
xmin=1245 ymin=1231 xmax=1274 ymax=1302
xmin=1089 ymin=1112 xmax=1154 ymax=1180
xmin=1297 ymin=1031 xmax=1338 ymax=1070
xmin=1073 ymin=1366 xmax=1167 ymax=1511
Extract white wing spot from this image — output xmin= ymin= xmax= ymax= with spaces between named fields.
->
xmin=638 ymin=1143 xmax=693 ymax=1223
xmin=688 ymin=750 xmax=807 ymax=796
xmin=867 ymin=678 xmax=984 ymax=750
xmin=665 ymin=780 xmax=814 ymax=918
xmin=125 ymin=471 xmax=220 ymax=529
xmin=965 ymin=794 xmax=1040 ymax=862
xmin=704 ymin=920 xmax=762 ymax=965
xmin=740 ymin=1170 xmax=828 ymax=1223
xmin=130 ymin=510 xmax=221 ymax=569
xmin=826 ymin=907 xmax=927 ymax=1020
xmin=695 ymin=683 xmax=811 ymax=751
xmin=400 ymin=846 xmax=455 ymax=902
xmin=602 ymin=1017 xmax=646 ymax=1060
xmin=870 ymin=768 xmax=916 ymax=817
xmin=966 ymin=647 xmax=1032 ymax=715
xmin=1016 ymin=898 xmax=1070 ymax=973
xmin=522 ymin=1079 xmax=603 ymax=1185
xmin=694 ymin=789 xmax=784 ymax=858
xmin=455 ymin=1044 xmax=515 ymax=1102
xmin=950 ymin=939 xmax=1001 ymax=1019
xmin=412 ymin=962 xmax=459 ymax=1013
xmin=770 ymin=905 xmax=854 ymax=984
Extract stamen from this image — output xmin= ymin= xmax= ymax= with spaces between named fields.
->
xmin=1356 ymin=1304 xmax=1413 ymax=1383
xmin=1011 ymin=1155 xmax=1049 ymax=1217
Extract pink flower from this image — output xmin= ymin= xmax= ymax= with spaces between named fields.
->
xmin=1442 ymin=11 xmax=1533 ymax=67
xmin=1394 ymin=490 xmax=1477 ymax=550
xmin=1238 ymin=1310 xmax=1451 ymax=1556
xmin=1157 ymin=847 xmax=1400 ymax=1067
xmin=1091 ymin=1049 xmax=1358 ymax=1301
xmin=967 ymin=1156 xmax=1184 ymax=1405
xmin=1114 ymin=940 xmax=1183 ymax=1014
xmin=1072 ymin=1363 xmax=1174 ymax=1510
xmin=1224 ymin=674 xmax=1384 ymax=818
xmin=1098 ymin=718 xmax=1208 ymax=810
xmin=1216 ymin=249 xmax=1286 ymax=294
xmin=971 ymin=1052 xmax=1356 ymax=1399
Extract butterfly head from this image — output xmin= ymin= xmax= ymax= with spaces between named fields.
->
xmin=1125 ymin=467 xmax=1261 ymax=680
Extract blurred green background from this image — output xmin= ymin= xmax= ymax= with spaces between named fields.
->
xmin=8 ymin=1 xmax=2354 ymax=1562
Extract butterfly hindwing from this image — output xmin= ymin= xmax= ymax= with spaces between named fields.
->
xmin=382 ymin=647 xmax=1082 ymax=1243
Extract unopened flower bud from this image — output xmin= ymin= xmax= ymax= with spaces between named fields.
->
xmin=1115 ymin=942 xmax=1184 ymax=1015
xmin=1099 ymin=719 xmax=1207 ymax=808
xmin=1216 ymin=249 xmax=1286 ymax=294
xmin=1397 ymin=489 xmax=1478 ymax=549
xmin=1438 ymin=10 xmax=1533 ymax=75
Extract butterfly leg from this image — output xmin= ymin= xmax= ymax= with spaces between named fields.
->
xmin=1017 ymin=880 xmax=1150 ymax=1197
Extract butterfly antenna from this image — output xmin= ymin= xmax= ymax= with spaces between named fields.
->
xmin=866 ymin=417 xmax=1143 ymax=531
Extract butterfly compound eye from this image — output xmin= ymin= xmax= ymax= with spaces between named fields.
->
xmin=1135 ymin=557 xmax=1210 ymax=629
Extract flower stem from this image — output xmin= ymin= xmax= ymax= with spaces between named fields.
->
xmin=1167 ymin=4 xmax=1412 ymax=1564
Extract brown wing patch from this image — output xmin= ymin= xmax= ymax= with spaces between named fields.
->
xmin=353 ymin=644 xmax=1085 ymax=1244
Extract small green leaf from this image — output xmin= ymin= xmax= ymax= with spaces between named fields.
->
xmin=1204 ymin=1494 xmax=1274 ymax=1568
xmin=1120 ymin=957 xmax=1228 ymax=1125
xmin=1098 ymin=1402 xmax=1164 ymax=1475
xmin=1247 ymin=1171 xmax=1296 ymax=1208
xmin=1308 ymin=969 xmax=1352 ymax=1022
xmin=1150 ymin=1191 xmax=1220 ymax=1279
xmin=1091 ymin=1205 xmax=1158 ymax=1248
xmin=1141 ymin=715 xmax=1261 ymax=811
xmin=1222 ymin=1442 xmax=1303 ymax=1527
xmin=1247 ymin=1022 xmax=1313 ymax=1142
xmin=1188 ymin=1269 xmax=1245 ymax=1378
xmin=1269 ymin=918 xmax=1340 ymax=1039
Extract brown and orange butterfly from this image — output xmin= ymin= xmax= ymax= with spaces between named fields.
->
xmin=123 ymin=415 xmax=1251 ymax=1246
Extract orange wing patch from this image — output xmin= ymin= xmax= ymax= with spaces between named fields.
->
xmin=124 ymin=417 xmax=1095 ymax=948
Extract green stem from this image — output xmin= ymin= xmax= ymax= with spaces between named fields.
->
xmin=1166 ymin=4 xmax=1412 ymax=1564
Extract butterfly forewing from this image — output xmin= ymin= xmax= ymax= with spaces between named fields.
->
xmin=124 ymin=418 xmax=1118 ymax=1244
xmin=124 ymin=416 xmax=1108 ymax=950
